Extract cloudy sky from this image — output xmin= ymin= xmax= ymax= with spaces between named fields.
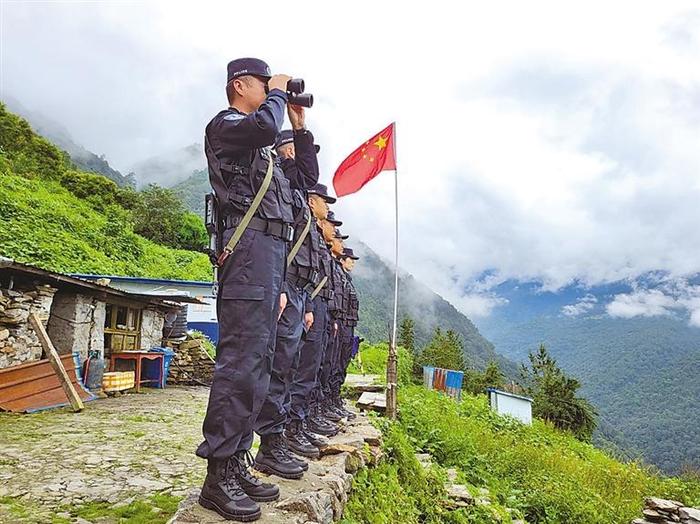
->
xmin=3 ymin=1 xmax=700 ymax=319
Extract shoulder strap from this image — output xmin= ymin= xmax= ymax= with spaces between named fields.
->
xmin=286 ymin=212 xmax=312 ymax=267
xmin=216 ymin=149 xmax=274 ymax=267
xmin=310 ymin=276 xmax=328 ymax=299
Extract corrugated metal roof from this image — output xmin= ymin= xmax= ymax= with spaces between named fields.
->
xmin=0 ymin=258 xmax=204 ymax=306
xmin=70 ymin=273 xmax=213 ymax=287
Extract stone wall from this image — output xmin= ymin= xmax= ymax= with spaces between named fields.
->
xmin=166 ymin=338 xmax=214 ymax=385
xmin=46 ymin=292 xmax=105 ymax=362
xmin=632 ymin=497 xmax=700 ymax=524
xmin=0 ymin=283 xmax=57 ymax=369
xmin=170 ymin=408 xmax=384 ymax=524
xmin=141 ymin=308 xmax=165 ymax=349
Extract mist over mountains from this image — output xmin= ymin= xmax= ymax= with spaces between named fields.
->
xmin=128 ymin=143 xmax=205 ymax=188
xmin=3 ymin=97 xmax=134 ymax=187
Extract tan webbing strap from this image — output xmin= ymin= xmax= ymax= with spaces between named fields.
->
xmin=217 ymin=150 xmax=274 ymax=266
xmin=286 ymin=212 xmax=312 ymax=267
xmin=310 ymin=276 xmax=328 ymax=299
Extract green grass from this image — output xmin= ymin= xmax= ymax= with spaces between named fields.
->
xmin=343 ymin=385 xmax=700 ymax=524
xmin=347 ymin=342 xmax=414 ymax=386
xmin=0 ymin=493 xmax=182 ymax=524
xmin=0 ymin=170 xmax=211 ymax=281
xmin=70 ymin=493 xmax=181 ymax=524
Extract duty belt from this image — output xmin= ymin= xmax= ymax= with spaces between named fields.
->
xmin=224 ymin=215 xmax=294 ymax=242
xmin=288 ymin=265 xmax=319 ymax=283
xmin=318 ymin=288 xmax=334 ymax=301
xmin=286 ymin=273 xmax=316 ymax=294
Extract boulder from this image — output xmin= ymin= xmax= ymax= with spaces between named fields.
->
xmin=680 ymin=506 xmax=700 ymax=523
xmin=646 ymin=498 xmax=683 ymax=512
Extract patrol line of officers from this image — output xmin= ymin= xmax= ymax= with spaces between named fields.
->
xmin=198 ymin=57 xmax=361 ymax=522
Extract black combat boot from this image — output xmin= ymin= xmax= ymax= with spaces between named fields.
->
xmin=301 ymin=418 xmax=330 ymax=448
xmin=199 ymin=457 xmax=261 ymax=522
xmin=284 ymin=420 xmax=320 ymax=459
xmin=232 ymin=452 xmax=280 ymax=502
xmin=307 ymin=405 xmax=339 ymax=436
xmin=334 ymin=397 xmax=357 ymax=420
xmin=254 ymin=433 xmax=305 ymax=480
xmin=320 ymin=398 xmax=343 ymax=422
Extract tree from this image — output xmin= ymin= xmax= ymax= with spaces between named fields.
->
xmin=178 ymin=211 xmax=208 ymax=252
xmin=463 ymin=360 xmax=505 ymax=395
xmin=482 ymin=360 xmax=506 ymax=389
xmin=398 ymin=316 xmax=415 ymax=353
xmin=418 ymin=327 xmax=467 ymax=372
xmin=520 ymin=344 xmax=598 ymax=441
xmin=132 ymin=184 xmax=207 ymax=251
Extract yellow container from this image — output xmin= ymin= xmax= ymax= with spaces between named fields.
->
xmin=102 ymin=371 xmax=135 ymax=392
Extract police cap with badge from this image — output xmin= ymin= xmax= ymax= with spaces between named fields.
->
xmin=307 ymin=183 xmax=336 ymax=204
xmin=274 ymin=130 xmax=321 ymax=154
xmin=226 ymin=57 xmax=272 ymax=85
xmin=342 ymin=247 xmax=359 ymax=260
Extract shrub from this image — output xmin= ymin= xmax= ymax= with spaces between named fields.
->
xmin=348 ymin=342 xmax=414 ymax=386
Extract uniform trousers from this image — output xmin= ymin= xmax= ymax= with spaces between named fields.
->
xmin=289 ymin=297 xmax=329 ymax=420
xmin=196 ymin=228 xmax=285 ymax=460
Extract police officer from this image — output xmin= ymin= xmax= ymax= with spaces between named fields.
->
xmin=197 ymin=58 xmax=318 ymax=522
xmin=331 ymin=247 xmax=360 ymax=419
xmin=288 ymin=185 xmax=339 ymax=441
xmin=307 ymin=211 xmax=342 ymax=436
xmin=251 ymin=129 xmax=321 ymax=479
xmin=315 ymin=217 xmax=350 ymax=423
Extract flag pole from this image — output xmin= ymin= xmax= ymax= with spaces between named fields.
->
xmin=386 ymin=122 xmax=399 ymax=420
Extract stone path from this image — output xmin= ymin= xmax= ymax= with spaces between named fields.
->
xmin=0 ymin=383 xmax=382 ymax=524
xmin=0 ymin=386 xmax=211 ymax=522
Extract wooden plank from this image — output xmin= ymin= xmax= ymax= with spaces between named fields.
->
xmin=29 ymin=313 xmax=84 ymax=412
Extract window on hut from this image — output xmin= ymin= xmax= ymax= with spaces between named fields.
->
xmin=104 ymin=304 xmax=142 ymax=352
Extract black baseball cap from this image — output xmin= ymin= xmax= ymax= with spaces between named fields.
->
xmin=274 ymin=129 xmax=322 ymax=154
xmin=327 ymin=210 xmax=342 ymax=226
xmin=227 ymin=58 xmax=272 ymax=85
xmin=274 ymin=130 xmax=294 ymax=150
xmin=342 ymin=247 xmax=359 ymax=260
xmin=307 ymin=183 xmax=336 ymax=203
xmin=334 ymin=228 xmax=349 ymax=240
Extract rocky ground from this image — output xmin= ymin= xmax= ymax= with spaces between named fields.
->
xmin=0 ymin=384 xmax=382 ymax=524
xmin=0 ymin=386 xmax=211 ymax=523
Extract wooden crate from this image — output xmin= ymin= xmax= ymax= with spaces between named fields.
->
xmin=102 ymin=371 xmax=135 ymax=392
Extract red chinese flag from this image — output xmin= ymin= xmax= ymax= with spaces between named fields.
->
xmin=333 ymin=122 xmax=396 ymax=197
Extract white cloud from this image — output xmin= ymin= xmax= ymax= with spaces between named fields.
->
xmin=3 ymin=1 xmax=700 ymax=317
xmin=562 ymin=294 xmax=598 ymax=317
xmin=606 ymin=289 xmax=677 ymax=319
xmin=606 ymin=279 xmax=700 ymax=326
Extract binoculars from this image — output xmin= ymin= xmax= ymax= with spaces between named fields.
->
xmin=286 ymin=78 xmax=313 ymax=108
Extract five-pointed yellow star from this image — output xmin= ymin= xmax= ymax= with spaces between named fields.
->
xmin=373 ymin=135 xmax=388 ymax=150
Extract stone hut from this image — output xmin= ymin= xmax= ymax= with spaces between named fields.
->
xmin=0 ymin=257 xmax=198 ymax=370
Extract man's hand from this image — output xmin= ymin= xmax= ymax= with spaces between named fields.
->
xmin=278 ymin=292 xmax=288 ymax=320
xmin=288 ymin=104 xmax=305 ymax=130
xmin=304 ymin=311 xmax=314 ymax=331
xmin=268 ymin=74 xmax=292 ymax=93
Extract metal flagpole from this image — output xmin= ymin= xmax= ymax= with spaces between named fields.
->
xmin=386 ymin=122 xmax=399 ymax=419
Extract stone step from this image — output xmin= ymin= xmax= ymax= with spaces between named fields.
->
xmin=168 ymin=408 xmax=382 ymax=524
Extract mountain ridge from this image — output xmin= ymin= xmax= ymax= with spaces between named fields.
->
xmin=475 ymin=278 xmax=700 ymax=474
xmin=2 ymin=96 xmax=134 ymax=187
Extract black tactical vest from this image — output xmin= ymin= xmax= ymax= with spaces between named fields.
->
xmin=205 ymin=138 xmax=294 ymax=224
xmin=329 ymin=258 xmax=347 ymax=315
xmin=289 ymin=190 xmax=320 ymax=272
xmin=347 ymin=276 xmax=359 ymax=324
